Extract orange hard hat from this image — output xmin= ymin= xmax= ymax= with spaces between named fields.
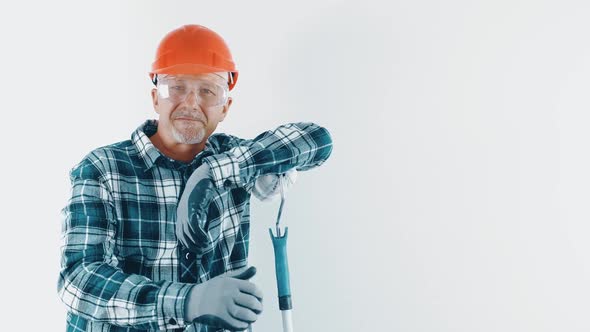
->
xmin=149 ymin=24 xmax=238 ymax=91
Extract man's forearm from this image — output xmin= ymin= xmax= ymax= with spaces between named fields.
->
xmin=203 ymin=122 xmax=333 ymax=190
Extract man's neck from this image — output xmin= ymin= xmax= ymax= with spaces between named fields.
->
xmin=149 ymin=130 xmax=206 ymax=163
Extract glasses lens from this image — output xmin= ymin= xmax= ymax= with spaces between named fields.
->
xmin=158 ymin=77 xmax=228 ymax=106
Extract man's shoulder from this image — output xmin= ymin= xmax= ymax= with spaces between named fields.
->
xmin=71 ymin=138 xmax=138 ymax=178
xmin=85 ymin=138 xmax=135 ymax=161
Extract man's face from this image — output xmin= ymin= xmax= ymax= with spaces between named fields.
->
xmin=151 ymin=72 xmax=232 ymax=145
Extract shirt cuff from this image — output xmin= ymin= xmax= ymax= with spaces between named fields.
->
xmin=156 ymin=281 xmax=195 ymax=330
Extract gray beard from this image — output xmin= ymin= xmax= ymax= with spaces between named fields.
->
xmin=171 ymin=126 xmax=206 ymax=144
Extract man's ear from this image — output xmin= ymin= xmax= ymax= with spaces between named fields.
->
xmin=219 ymin=97 xmax=233 ymax=122
xmin=151 ymin=88 xmax=160 ymax=113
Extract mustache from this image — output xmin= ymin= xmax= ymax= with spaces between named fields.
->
xmin=172 ymin=110 xmax=206 ymax=122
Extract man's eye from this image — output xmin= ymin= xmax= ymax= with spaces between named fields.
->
xmin=201 ymin=88 xmax=215 ymax=96
xmin=172 ymin=86 xmax=186 ymax=91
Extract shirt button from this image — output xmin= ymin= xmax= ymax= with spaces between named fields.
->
xmin=185 ymin=252 xmax=190 ymax=260
xmin=169 ymin=318 xmax=177 ymax=325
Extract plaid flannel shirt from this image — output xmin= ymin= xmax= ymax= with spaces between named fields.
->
xmin=58 ymin=120 xmax=333 ymax=332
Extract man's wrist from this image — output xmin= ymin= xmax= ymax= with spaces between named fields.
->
xmin=184 ymin=284 xmax=198 ymax=322
xmin=155 ymin=281 xmax=194 ymax=329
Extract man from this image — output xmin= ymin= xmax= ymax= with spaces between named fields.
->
xmin=57 ymin=24 xmax=333 ymax=332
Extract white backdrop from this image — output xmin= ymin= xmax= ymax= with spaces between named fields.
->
xmin=2 ymin=0 xmax=590 ymax=331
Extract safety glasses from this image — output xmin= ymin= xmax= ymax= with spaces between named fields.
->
xmin=157 ymin=75 xmax=229 ymax=107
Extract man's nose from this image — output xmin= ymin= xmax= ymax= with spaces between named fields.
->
xmin=184 ymin=89 xmax=200 ymax=107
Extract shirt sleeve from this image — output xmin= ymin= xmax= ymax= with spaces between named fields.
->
xmin=203 ymin=122 xmax=333 ymax=190
xmin=57 ymin=157 xmax=193 ymax=331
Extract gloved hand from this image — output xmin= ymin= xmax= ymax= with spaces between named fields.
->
xmin=185 ymin=266 xmax=264 ymax=331
xmin=252 ymin=169 xmax=298 ymax=202
xmin=176 ymin=163 xmax=216 ymax=253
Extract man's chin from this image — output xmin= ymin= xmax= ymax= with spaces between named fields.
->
xmin=172 ymin=129 xmax=206 ymax=145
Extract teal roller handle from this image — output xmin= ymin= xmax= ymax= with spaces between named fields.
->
xmin=269 ymin=227 xmax=292 ymax=310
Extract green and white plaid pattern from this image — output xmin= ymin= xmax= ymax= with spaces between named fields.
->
xmin=58 ymin=120 xmax=333 ymax=331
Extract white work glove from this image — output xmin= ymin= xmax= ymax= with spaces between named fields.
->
xmin=176 ymin=163 xmax=216 ymax=253
xmin=185 ymin=266 xmax=263 ymax=331
xmin=252 ymin=169 xmax=297 ymax=202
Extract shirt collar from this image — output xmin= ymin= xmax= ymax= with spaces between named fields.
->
xmin=131 ymin=119 xmax=217 ymax=171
